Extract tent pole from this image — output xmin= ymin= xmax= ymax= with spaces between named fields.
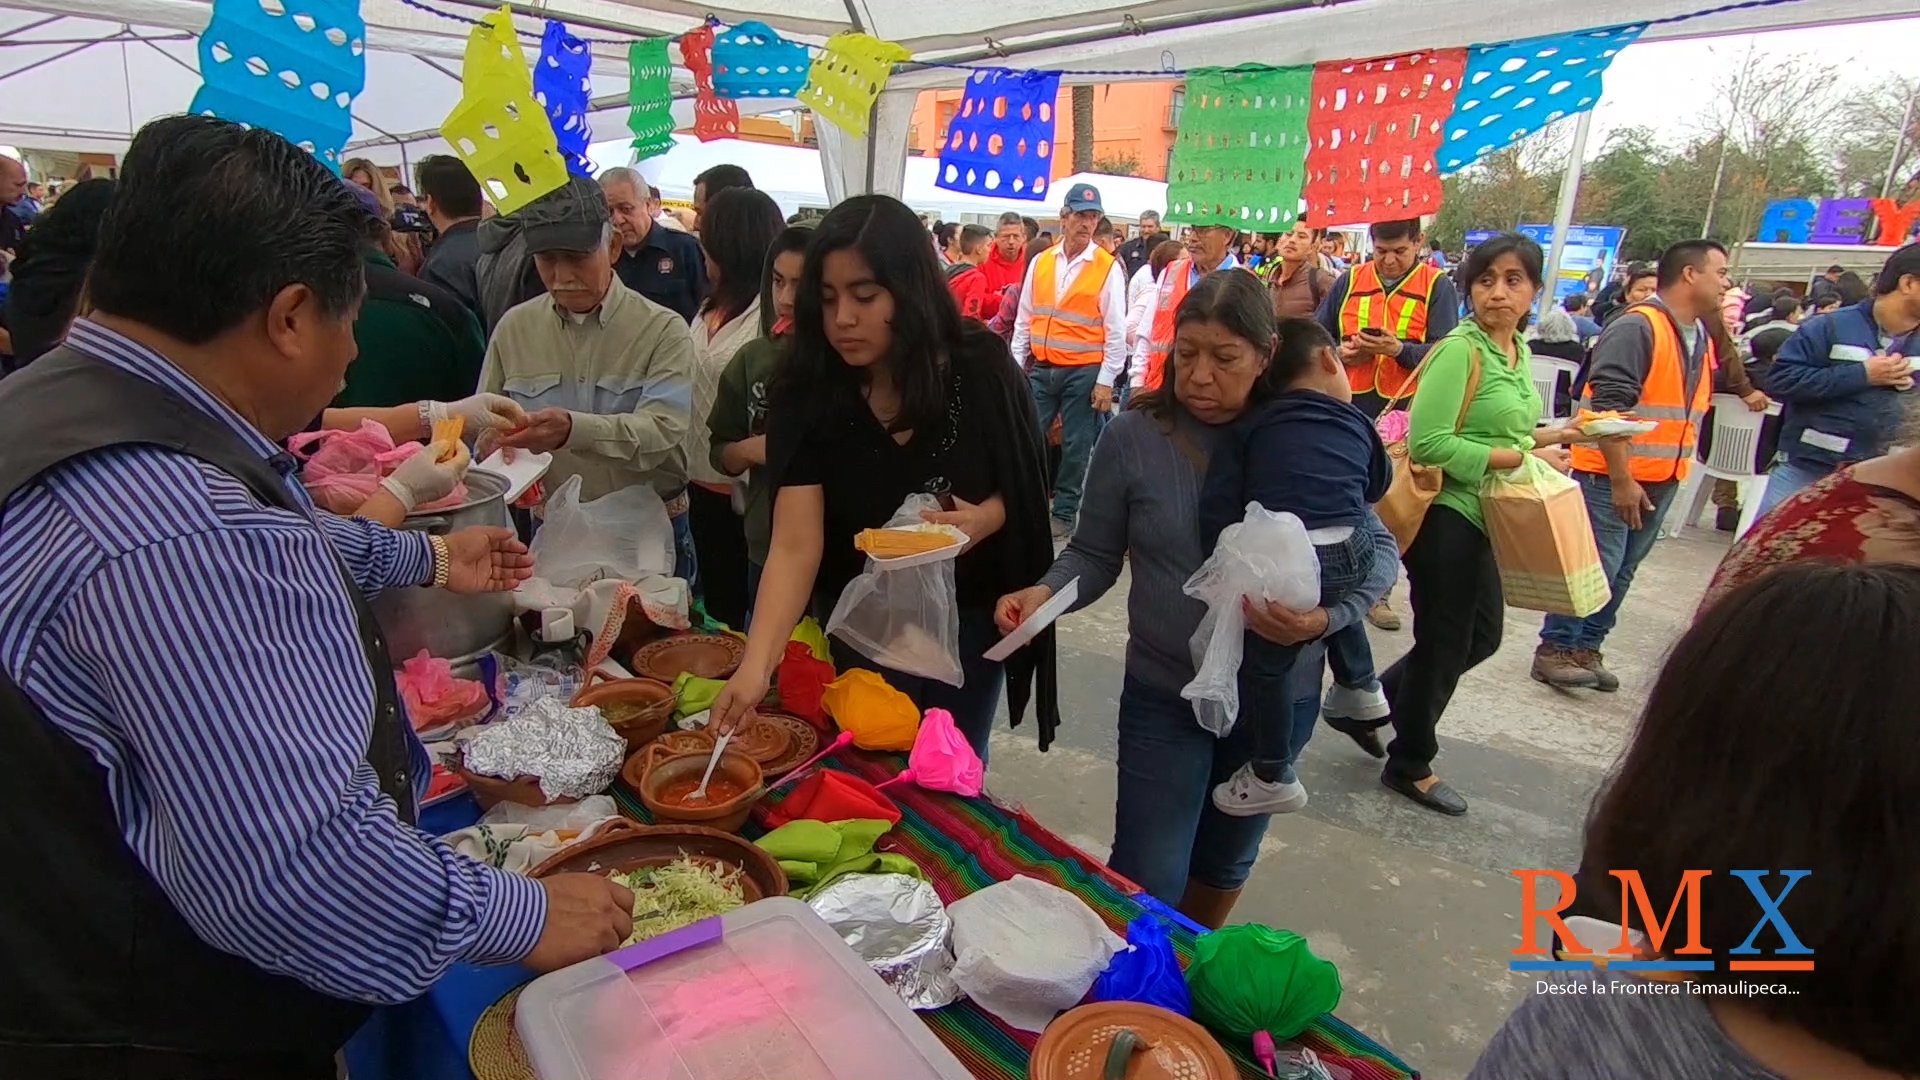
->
xmin=1537 ymin=109 xmax=1592 ymax=322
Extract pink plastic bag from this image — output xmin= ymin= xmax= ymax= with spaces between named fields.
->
xmin=286 ymin=420 xmax=465 ymax=516
xmin=874 ymin=707 xmax=983 ymax=797
xmin=396 ymin=650 xmax=490 ymax=733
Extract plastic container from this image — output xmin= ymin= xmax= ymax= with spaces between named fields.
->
xmin=516 ymin=897 xmax=974 ymax=1080
xmin=866 ymin=524 xmax=968 ymax=570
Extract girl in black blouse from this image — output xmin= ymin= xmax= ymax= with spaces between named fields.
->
xmin=709 ymin=195 xmax=1058 ymax=758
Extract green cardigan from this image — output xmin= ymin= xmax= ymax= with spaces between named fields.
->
xmin=1406 ymin=320 xmax=1541 ymax=533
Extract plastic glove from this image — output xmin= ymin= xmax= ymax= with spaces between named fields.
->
xmin=430 ymin=393 xmax=528 ymax=435
xmin=380 ymin=441 xmax=471 ymax=513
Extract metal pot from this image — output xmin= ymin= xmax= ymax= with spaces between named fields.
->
xmin=370 ymin=468 xmax=517 ymax=671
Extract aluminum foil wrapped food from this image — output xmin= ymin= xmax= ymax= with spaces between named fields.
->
xmin=460 ymin=696 xmax=626 ymax=801
xmin=806 ymin=873 xmax=960 ymax=1009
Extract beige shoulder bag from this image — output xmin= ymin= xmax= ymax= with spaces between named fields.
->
xmin=1372 ymin=343 xmax=1482 ymax=553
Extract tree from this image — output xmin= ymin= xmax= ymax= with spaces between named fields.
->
xmin=1071 ymin=86 xmax=1095 ymax=173
xmin=1092 ymin=152 xmax=1141 ymax=176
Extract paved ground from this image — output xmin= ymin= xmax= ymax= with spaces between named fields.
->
xmin=977 ymin=522 xmax=1734 ymax=1080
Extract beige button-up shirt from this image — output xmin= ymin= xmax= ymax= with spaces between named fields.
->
xmin=481 ymin=279 xmax=694 ymax=502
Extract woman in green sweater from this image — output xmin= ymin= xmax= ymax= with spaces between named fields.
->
xmin=1327 ymin=232 xmax=1587 ymax=815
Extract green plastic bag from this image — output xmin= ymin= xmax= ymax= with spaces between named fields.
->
xmin=1188 ymin=924 xmax=1341 ymax=1043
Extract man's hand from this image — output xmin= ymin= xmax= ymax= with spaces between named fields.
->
xmin=1865 ymin=354 xmax=1912 ymax=388
xmin=1242 ymin=597 xmax=1329 ymax=646
xmin=499 ymin=407 xmax=573 ymax=454
xmin=1355 ymin=329 xmax=1403 ymax=359
xmin=1339 ymin=338 xmax=1367 ymax=363
xmin=1740 ymin=388 xmax=1771 ymax=412
xmin=441 ymin=526 xmax=534 ymax=593
xmin=1091 ymin=384 xmax=1114 ymax=413
xmin=523 ymin=874 xmax=635 ymax=973
xmin=1612 ymin=474 xmax=1655 ymax=530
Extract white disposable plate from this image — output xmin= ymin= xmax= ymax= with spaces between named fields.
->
xmin=475 ymin=448 xmax=553 ymax=504
xmin=983 ymin=578 xmax=1079 ymax=662
xmin=866 ymin=523 xmax=969 ymax=570
xmin=1579 ymin=418 xmax=1658 ymax=437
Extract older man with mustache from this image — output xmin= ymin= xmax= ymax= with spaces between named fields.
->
xmin=479 ymin=176 xmax=697 ymax=575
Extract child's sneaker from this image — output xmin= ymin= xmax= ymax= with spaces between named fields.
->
xmin=1212 ymin=763 xmax=1309 ymax=816
xmin=1323 ymin=682 xmax=1390 ymax=721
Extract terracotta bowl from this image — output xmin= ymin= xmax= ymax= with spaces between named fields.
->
xmin=620 ymin=742 xmax=764 ymax=834
xmin=451 ymin=759 xmax=579 ymax=810
xmin=654 ymin=729 xmax=715 ymax=755
xmin=728 ymin=717 xmax=793 ymax=766
xmin=570 ymin=671 xmax=677 ymax=754
xmin=628 ymin=633 xmax=745 ymax=682
xmin=528 ymin=820 xmax=787 ymax=900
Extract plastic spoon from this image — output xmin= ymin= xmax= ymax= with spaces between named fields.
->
xmin=687 ymin=732 xmax=732 ymax=802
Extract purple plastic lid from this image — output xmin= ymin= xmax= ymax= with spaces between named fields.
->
xmin=607 ymin=917 xmax=723 ymax=972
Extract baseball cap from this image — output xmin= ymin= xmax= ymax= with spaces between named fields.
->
xmin=517 ymin=175 xmax=612 ymax=255
xmin=1063 ymin=183 xmax=1104 ymax=214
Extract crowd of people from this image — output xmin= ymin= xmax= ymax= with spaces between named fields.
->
xmin=1 ymin=114 xmax=1918 ymax=1078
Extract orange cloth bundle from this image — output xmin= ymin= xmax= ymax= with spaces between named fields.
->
xmin=820 ymin=669 xmax=921 ymax=751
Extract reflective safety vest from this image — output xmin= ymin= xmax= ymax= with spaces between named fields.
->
xmin=1141 ymin=257 xmax=1197 ymax=392
xmin=1028 ymin=243 xmax=1117 ymax=367
xmin=1569 ymin=303 xmax=1715 ymax=484
xmin=1337 ymin=260 xmax=1443 ymax=399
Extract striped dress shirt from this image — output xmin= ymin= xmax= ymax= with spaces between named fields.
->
xmin=0 ymin=320 xmax=546 ymax=1005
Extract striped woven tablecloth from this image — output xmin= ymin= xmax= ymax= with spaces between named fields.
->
xmin=613 ymin=747 xmax=1419 ymax=1080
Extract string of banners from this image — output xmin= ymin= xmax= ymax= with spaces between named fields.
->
xmin=188 ymin=0 xmax=1643 ymax=224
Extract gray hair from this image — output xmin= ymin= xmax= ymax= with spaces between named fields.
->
xmin=599 ymin=166 xmax=644 ymax=194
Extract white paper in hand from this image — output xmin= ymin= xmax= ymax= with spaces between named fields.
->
xmin=983 ymin=579 xmax=1078 ymax=662
xmin=475 ymin=448 xmax=552 ymax=504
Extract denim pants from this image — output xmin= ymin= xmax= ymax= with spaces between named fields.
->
xmin=820 ymin=600 xmax=1005 ymax=762
xmin=1756 ymin=456 xmax=1833 ymax=516
xmin=1030 ymin=361 xmax=1102 ymax=526
xmin=671 ymin=509 xmax=698 ymax=588
xmin=1539 ymin=471 xmax=1677 ymax=652
xmin=1108 ymin=672 xmax=1321 ymax=905
xmin=1240 ymin=530 xmax=1377 ymax=775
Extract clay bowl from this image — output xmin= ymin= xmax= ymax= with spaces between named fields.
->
xmin=654 ymin=729 xmax=715 ymax=756
xmin=452 ymin=759 xmax=579 ymax=810
xmin=629 ymin=633 xmax=745 ymax=682
xmin=528 ymin=820 xmax=787 ymax=900
xmin=570 ymin=671 xmax=677 ymax=754
xmin=621 ymin=742 xmax=764 ymax=834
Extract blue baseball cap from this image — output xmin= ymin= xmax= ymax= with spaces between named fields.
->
xmin=1062 ymin=183 xmax=1104 ymax=214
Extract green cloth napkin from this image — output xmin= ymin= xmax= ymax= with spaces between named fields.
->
xmin=755 ymin=818 xmax=922 ymax=898
xmin=671 ymin=672 xmax=726 ymax=721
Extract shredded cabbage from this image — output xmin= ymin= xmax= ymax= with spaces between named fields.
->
xmin=613 ymin=856 xmax=747 ymax=944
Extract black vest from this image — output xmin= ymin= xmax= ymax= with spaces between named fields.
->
xmin=0 ymin=346 xmax=418 ymax=1079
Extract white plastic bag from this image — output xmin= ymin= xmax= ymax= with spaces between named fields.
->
xmin=1180 ymin=502 xmax=1321 ymax=736
xmin=948 ymin=875 xmax=1125 ymax=1032
xmin=826 ymin=494 xmax=964 ymax=686
xmin=528 ymin=474 xmax=674 ymax=588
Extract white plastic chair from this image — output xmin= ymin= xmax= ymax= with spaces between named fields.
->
xmin=1530 ymin=357 xmax=1582 ymax=423
xmin=1666 ymin=394 xmax=1780 ymax=540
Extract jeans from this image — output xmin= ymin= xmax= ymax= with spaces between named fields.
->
xmin=821 ymin=602 xmax=1005 ymax=762
xmin=1757 ymin=456 xmax=1833 ymax=516
xmin=1376 ymin=505 xmax=1504 ymax=782
xmin=1539 ymin=472 xmax=1678 ymax=652
xmin=1240 ymin=530 xmax=1378 ymax=777
xmin=1107 ymin=673 xmax=1318 ymax=905
xmin=1030 ymin=362 xmax=1102 ymax=526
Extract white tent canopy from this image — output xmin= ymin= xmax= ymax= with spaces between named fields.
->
xmin=5 ymin=0 xmax=1915 ymax=188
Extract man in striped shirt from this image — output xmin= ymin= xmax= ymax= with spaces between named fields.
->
xmin=0 ymin=116 xmax=632 ymax=1077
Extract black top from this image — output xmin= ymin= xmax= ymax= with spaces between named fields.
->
xmin=614 ymin=224 xmax=708 ymax=322
xmin=418 ymin=218 xmax=485 ymax=324
xmin=0 ymin=205 xmax=25 ymax=254
xmin=775 ymin=351 xmax=1015 ymax=610
xmin=1116 ymin=232 xmax=1163 ymax=282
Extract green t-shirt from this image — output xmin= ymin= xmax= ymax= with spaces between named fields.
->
xmin=335 ymin=252 xmax=487 ymax=409
xmin=707 ymin=334 xmax=783 ymax=565
xmin=1406 ymin=320 xmax=1540 ymax=533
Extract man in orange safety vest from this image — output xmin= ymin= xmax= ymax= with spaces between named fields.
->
xmin=1012 ymin=184 xmax=1130 ymax=538
xmin=1533 ymin=239 xmax=1729 ymax=693
xmin=1133 ymin=221 xmax=1242 ymax=395
xmin=1313 ymin=217 xmax=1460 ymax=631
